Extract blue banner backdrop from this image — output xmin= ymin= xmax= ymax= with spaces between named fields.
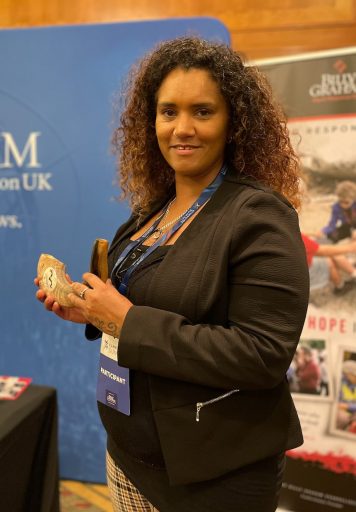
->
xmin=0 ymin=18 xmax=229 ymax=482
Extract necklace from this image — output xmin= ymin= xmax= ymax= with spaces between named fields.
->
xmin=151 ymin=198 xmax=191 ymax=240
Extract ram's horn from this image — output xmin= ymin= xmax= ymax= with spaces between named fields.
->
xmin=37 ymin=254 xmax=73 ymax=307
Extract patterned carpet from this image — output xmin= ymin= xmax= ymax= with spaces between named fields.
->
xmin=60 ymin=480 xmax=112 ymax=511
xmin=59 ymin=480 xmax=290 ymax=511
xmin=60 ymin=480 xmax=291 ymax=512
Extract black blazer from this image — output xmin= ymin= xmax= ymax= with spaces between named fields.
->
xmin=90 ymin=171 xmax=309 ymax=486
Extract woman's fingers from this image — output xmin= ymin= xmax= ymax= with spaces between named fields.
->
xmin=67 ymin=291 xmax=88 ymax=307
xmin=35 ymin=279 xmax=56 ymax=308
xmin=82 ymin=272 xmax=104 ymax=288
xmin=43 ymin=295 xmax=58 ymax=311
xmin=35 ymin=273 xmax=88 ymax=324
xmin=69 ymin=273 xmax=105 ymax=305
xmin=70 ymin=282 xmax=92 ymax=303
xmin=36 ymin=288 xmax=46 ymax=302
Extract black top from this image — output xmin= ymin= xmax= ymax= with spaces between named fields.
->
xmin=100 ymin=236 xmax=286 ymax=512
xmin=98 ymin=237 xmax=171 ymax=468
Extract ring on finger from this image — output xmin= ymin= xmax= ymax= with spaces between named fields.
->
xmin=79 ymin=286 xmax=90 ymax=300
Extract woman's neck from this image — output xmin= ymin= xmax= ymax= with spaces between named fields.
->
xmin=173 ymin=171 xmax=219 ymax=209
xmin=174 ymin=182 xmax=201 ymax=208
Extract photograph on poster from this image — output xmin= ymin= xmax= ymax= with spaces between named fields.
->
xmin=330 ymin=347 xmax=356 ymax=440
xmin=291 ymin=117 xmax=356 ymax=314
xmin=288 ymin=338 xmax=333 ymax=401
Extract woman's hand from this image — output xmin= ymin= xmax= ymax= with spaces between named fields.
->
xmin=69 ymin=273 xmax=133 ymax=338
xmin=34 ymin=275 xmax=88 ymax=324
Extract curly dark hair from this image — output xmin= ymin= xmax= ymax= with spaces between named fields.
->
xmin=112 ymin=37 xmax=302 ymax=214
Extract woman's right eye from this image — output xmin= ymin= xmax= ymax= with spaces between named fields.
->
xmin=161 ymin=108 xmax=176 ymax=118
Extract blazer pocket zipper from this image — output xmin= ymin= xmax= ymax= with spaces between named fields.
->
xmin=196 ymin=389 xmax=240 ymax=422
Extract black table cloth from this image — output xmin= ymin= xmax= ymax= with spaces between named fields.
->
xmin=0 ymin=384 xmax=60 ymax=512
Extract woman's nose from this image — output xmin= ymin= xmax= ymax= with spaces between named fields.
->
xmin=173 ymin=114 xmax=195 ymax=137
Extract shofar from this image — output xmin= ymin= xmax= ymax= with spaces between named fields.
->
xmin=37 ymin=239 xmax=109 ymax=307
xmin=37 ymin=254 xmax=73 ymax=306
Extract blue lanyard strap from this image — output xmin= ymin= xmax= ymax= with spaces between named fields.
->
xmin=112 ymin=164 xmax=227 ymax=296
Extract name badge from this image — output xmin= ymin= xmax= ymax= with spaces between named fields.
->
xmin=96 ymin=333 xmax=130 ymax=415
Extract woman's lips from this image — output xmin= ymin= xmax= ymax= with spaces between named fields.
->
xmin=170 ymin=144 xmax=200 ymax=155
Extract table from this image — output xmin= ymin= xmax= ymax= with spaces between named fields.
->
xmin=0 ymin=384 xmax=60 ymax=512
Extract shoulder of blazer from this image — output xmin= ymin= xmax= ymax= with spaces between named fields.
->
xmin=108 ymin=172 xmax=295 ymax=256
xmin=224 ymin=173 xmax=295 ymax=212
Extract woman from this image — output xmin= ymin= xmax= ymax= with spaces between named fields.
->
xmin=36 ymin=37 xmax=309 ymax=512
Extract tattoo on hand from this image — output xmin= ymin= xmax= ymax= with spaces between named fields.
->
xmin=107 ymin=322 xmax=121 ymax=338
xmin=93 ymin=318 xmax=120 ymax=338
xmin=93 ymin=317 xmax=104 ymax=332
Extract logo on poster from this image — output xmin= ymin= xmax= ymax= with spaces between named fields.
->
xmin=0 ymin=132 xmax=52 ymax=191
xmin=309 ymin=60 xmax=356 ymax=101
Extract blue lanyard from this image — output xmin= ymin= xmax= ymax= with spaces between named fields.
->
xmin=112 ymin=164 xmax=227 ymax=296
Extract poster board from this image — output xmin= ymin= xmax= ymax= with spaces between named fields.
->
xmin=258 ymin=47 xmax=356 ymax=512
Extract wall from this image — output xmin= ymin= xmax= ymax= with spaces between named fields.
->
xmin=1 ymin=0 xmax=356 ymax=59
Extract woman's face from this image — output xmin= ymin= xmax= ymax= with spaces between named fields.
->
xmin=155 ymin=67 xmax=229 ymax=183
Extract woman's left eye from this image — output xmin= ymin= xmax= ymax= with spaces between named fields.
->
xmin=196 ymin=109 xmax=212 ymax=118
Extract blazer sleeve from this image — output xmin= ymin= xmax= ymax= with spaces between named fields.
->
xmin=118 ymin=191 xmax=309 ymax=390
